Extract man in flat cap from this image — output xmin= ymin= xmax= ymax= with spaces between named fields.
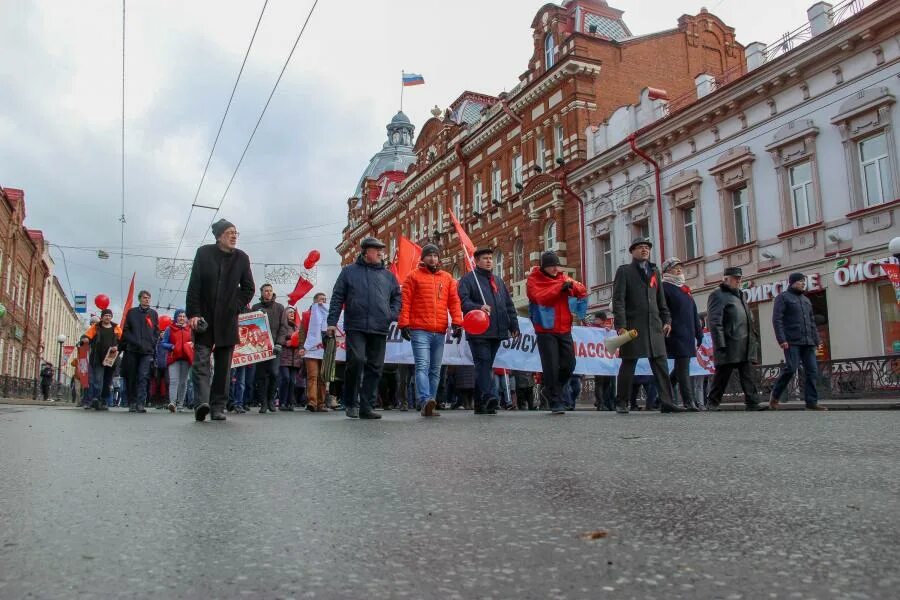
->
xmin=705 ymin=266 xmax=767 ymax=410
xmin=327 ymin=237 xmax=401 ymax=419
xmin=457 ymin=247 xmax=519 ymax=415
xmin=186 ymin=218 xmax=255 ymax=422
xmin=612 ymin=237 xmax=683 ymax=413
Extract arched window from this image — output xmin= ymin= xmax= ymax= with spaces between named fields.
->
xmin=545 ymin=220 xmax=557 ymax=250
xmin=452 ymin=264 xmax=460 ymax=280
xmin=544 ymin=34 xmax=555 ymax=70
xmin=493 ymin=251 xmax=504 ymax=281
xmin=513 ymin=239 xmax=525 ymax=281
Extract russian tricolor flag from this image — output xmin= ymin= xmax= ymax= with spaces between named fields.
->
xmin=402 ymin=72 xmax=425 ymax=87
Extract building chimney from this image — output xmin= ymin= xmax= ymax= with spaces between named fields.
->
xmin=745 ymin=42 xmax=767 ymax=71
xmin=695 ymin=73 xmax=716 ymax=98
xmin=808 ymin=2 xmax=834 ymax=37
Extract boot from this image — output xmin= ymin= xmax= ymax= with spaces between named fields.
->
xmin=474 ymin=397 xmax=487 ymax=415
xmin=267 ymin=398 xmax=277 ymax=413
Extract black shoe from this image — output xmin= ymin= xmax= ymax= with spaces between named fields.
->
xmin=195 ymin=403 xmax=210 ymax=422
xmin=346 ymin=407 xmax=359 ymax=419
xmin=359 ymin=411 xmax=382 ymax=420
xmin=136 ymin=407 xmax=147 ymax=413
xmin=686 ymin=405 xmax=701 ymax=412
xmin=660 ymin=403 xmax=685 ymax=413
xmin=745 ymin=403 xmax=769 ymax=411
xmin=233 ymin=406 xmax=246 ymax=414
xmin=96 ymin=404 xmax=109 ymax=411
xmin=210 ymin=411 xmax=227 ymax=421
xmin=268 ymin=401 xmax=277 ymax=413
xmin=615 ymin=404 xmax=629 ymax=414
xmin=474 ymin=406 xmax=487 ymax=415
xmin=485 ymin=397 xmax=499 ymax=414
xmin=283 ymin=406 xmax=294 ymax=412
xmin=259 ymin=406 xmax=268 ymax=414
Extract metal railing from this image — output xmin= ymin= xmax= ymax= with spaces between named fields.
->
xmin=0 ymin=375 xmax=73 ymax=402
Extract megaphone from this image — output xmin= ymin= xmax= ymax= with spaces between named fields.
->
xmin=604 ymin=329 xmax=638 ymax=352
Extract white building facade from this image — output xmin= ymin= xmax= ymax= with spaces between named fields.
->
xmin=570 ymin=0 xmax=899 ymax=364
xmin=40 ymin=273 xmax=82 ymax=382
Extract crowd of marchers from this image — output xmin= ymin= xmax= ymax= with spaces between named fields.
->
xmin=69 ymin=219 xmax=827 ymax=422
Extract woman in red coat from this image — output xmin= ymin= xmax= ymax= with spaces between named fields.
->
xmin=160 ymin=309 xmax=193 ymax=413
xmin=526 ymin=251 xmax=587 ymax=415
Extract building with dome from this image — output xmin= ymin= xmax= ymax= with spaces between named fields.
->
xmin=352 ymin=111 xmax=416 ymax=199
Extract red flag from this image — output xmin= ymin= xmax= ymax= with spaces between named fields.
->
xmin=121 ymin=272 xmax=136 ymax=320
xmin=287 ymin=274 xmax=314 ymax=306
xmin=449 ymin=210 xmax=476 ymax=272
xmin=394 ymin=236 xmax=422 ymax=283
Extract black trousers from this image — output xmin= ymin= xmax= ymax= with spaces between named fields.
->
xmin=343 ymin=331 xmax=387 ymax=413
xmin=706 ymin=361 xmax=759 ymax=407
xmin=254 ymin=357 xmax=279 ymax=406
xmin=516 ymin=387 xmax=536 ymax=410
xmin=536 ymin=332 xmax=576 ymax=409
xmin=616 ymin=356 xmax=674 ymax=409
xmin=593 ymin=376 xmax=616 ymax=410
xmin=467 ymin=338 xmax=502 ymax=404
xmin=670 ymin=356 xmax=696 ymax=408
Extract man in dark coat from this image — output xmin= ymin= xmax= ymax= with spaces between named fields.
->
xmin=457 ymin=247 xmax=520 ymax=415
xmin=661 ymin=258 xmax=703 ymax=411
xmin=612 ymin=237 xmax=683 ymax=413
xmin=705 ymin=267 xmax=767 ymax=411
xmin=327 ymin=237 xmax=401 ymax=419
xmin=770 ymin=273 xmax=825 ymax=411
xmin=121 ymin=289 xmax=159 ymax=413
xmin=186 ymin=218 xmax=255 ymax=422
xmin=251 ymin=283 xmax=287 ymax=414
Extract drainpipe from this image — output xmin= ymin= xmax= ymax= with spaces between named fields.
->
xmin=454 ymin=142 xmax=468 ymax=270
xmin=627 ymin=133 xmax=666 ymax=261
xmin=557 ymin=172 xmax=587 ymax=285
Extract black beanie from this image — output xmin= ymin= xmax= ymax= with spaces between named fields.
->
xmin=211 ymin=219 xmax=235 ymax=239
xmin=540 ymin=251 xmax=561 ymax=270
xmin=789 ymin=272 xmax=806 ymax=285
xmin=421 ymin=244 xmax=440 ymax=258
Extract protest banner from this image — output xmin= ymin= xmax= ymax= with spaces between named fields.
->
xmin=232 ymin=311 xmax=275 ymax=367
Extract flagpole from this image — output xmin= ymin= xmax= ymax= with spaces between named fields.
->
xmin=400 ymin=70 xmax=404 ymax=112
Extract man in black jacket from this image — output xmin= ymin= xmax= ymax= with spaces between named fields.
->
xmin=121 ymin=290 xmax=159 ymax=413
xmin=457 ymin=247 xmax=520 ymax=415
xmin=252 ymin=283 xmax=287 ymax=414
xmin=770 ymin=273 xmax=825 ymax=411
xmin=705 ymin=267 xmax=767 ymax=411
xmin=612 ymin=238 xmax=683 ymax=414
xmin=186 ymin=219 xmax=255 ymax=422
xmin=327 ymin=237 xmax=401 ymax=419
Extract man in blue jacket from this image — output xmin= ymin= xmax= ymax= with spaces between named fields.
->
xmin=327 ymin=237 xmax=401 ymax=419
xmin=770 ymin=273 xmax=825 ymax=411
xmin=457 ymin=247 xmax=520 ymax=415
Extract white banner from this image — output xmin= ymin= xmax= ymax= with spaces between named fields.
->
xmin=304 ymin=316 xmax=716 ymax=376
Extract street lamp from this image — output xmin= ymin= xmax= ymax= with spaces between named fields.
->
xmin=889 ymin=236 xmax=900 ymax=261
xmin=56 ymin=334 xmax=66 ymax=388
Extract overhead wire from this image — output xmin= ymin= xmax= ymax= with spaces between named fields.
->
xmin=120 ymin=0 xmax=126 ymax=301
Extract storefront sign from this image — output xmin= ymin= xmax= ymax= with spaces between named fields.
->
xmin=833 ymin=256 xmax=898 ymax=287
xmin=742 ymin=273 xmax=823 ymax=304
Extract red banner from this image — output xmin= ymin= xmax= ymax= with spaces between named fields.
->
xmin=883 ymin=262 xmax=900 ymax=305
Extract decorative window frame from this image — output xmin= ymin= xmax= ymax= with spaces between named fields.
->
xmin=663 ymin=169 xmax=705 ymax=282
xmin=590 ymin=218 xmax=616 ymax=285
xmin=831 ymin=87 xmax=898 ymax=215
xmin=765 ymin=119 xmax=823 ymax=238
xmin=544 ymin=219 xmax=558 ymax=251
xmin=709 ymin=146 xmax=758 ymax=268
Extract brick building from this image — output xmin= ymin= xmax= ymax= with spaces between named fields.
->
xmin=0 ymin=187 xmax=51 ymax=379
xmin=338 ymin=0 xmax=744 ymax=312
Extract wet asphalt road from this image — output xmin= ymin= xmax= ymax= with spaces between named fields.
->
xmin=0 ymin=404 xmax=898 ymax=600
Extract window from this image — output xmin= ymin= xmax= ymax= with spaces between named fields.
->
xmin=878 ymin=282 xmax=900 ymax=354
xmin=493 ymin=251 xmax=504 ymax=280
xmin=513 ymin=239 xmax=525 ymax=281
xmin=452 ymin=264 xmax=460 ymax=279
xmin=633 ymin=219 xmax=650 ymax=241
xmin=0 ymin=339 xmax=5 ymax=376
xmin=536 ymin=138 xmax=546 ymax=171
xmin=545 ymin=220 xmax=557 ymax=250
xmin=731 ymin=187 xmax=751 ymax=245
xmin=411 ymin=220 xmax=418 ymax=242
xmin=511 ymin=154 xmax=523 ymax=187
xmin=554 ymin=125 xmax=565 ymax=161
xmin=491 ymin=168 xmax=502 ymax=203
xmin=15 ymin=272 xmax=24 ymax=307
xmin=544 ymin=34 xmax=555 ymax=70
xmin=682 ymin=206 xmax=699 ymax=260
xmin=453 ymin=192 xmax=461 ymax=220
xmin=5 ymin=262 xmax=10 ymax=295
xmin=436 ymin=202 xmax=443 ymax=233
xmin=787 ymin=161 xmax=815 ymax=227
xmin=473 ymin=180 xmax=483 ymax=214
xmin=419 ymin=214 xmax=426 ymax=240
xmin=598 ymin=235 xmax=614 ymax=283
xmin=859 ymin=132 xmax=893 ymax=207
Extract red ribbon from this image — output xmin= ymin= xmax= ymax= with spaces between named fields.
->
xmin=650 ymin=273 xmax=658 ymax=288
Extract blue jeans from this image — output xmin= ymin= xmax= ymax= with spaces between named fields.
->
xmin=231 ymin=366 xmax=249 ymax=408
xmin=564 ymin=375 xmax=581 ymax=410
xmin=410 ymin=330 xmax=445 ymax=403
xmin=89 ymin=365 xmax=114 ymax=406
xmin=772 ymin=345 xmax=819 ymax=407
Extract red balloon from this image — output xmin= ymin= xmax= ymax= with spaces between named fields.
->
xmin=158 ymin=315 xmax=173 ymax=331
xmin=94 ymin=294 xmax=110 ymax=310
xmin=463 ymin=310 xmax=490 ymax=335
xmin=303 ymin=249 xmax=321 ymax=270
xmin=289 ymin=331 xmax=300 ymax=348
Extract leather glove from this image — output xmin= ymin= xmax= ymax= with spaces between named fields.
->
xmin=400 ymin=328 xmax=412 ymax=341
xmin=451 ymin=325 xmax=463 ymax=340
xmin=274 ymin=344 xmax=283 ymax=355
xmin=561 ymin=280 xmax=573 ymax=292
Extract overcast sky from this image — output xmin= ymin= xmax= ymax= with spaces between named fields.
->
xmin=0 ymin=0 xmax=830 ymax=316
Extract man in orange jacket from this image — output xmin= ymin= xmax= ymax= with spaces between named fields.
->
xmin=398 ymin=244 xmax=464 ymax=417
xmin=526 ymin=251 xmax=587 ymax=415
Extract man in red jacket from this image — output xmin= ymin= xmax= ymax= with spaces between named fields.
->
xmin=398 ymin=244 xmax=464 ymax=417
xmin=526 ymin=251 xmax=587 ymax=415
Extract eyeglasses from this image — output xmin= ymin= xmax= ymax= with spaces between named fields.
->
xmin=224 ymin=230 xmax=239 ymax=238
